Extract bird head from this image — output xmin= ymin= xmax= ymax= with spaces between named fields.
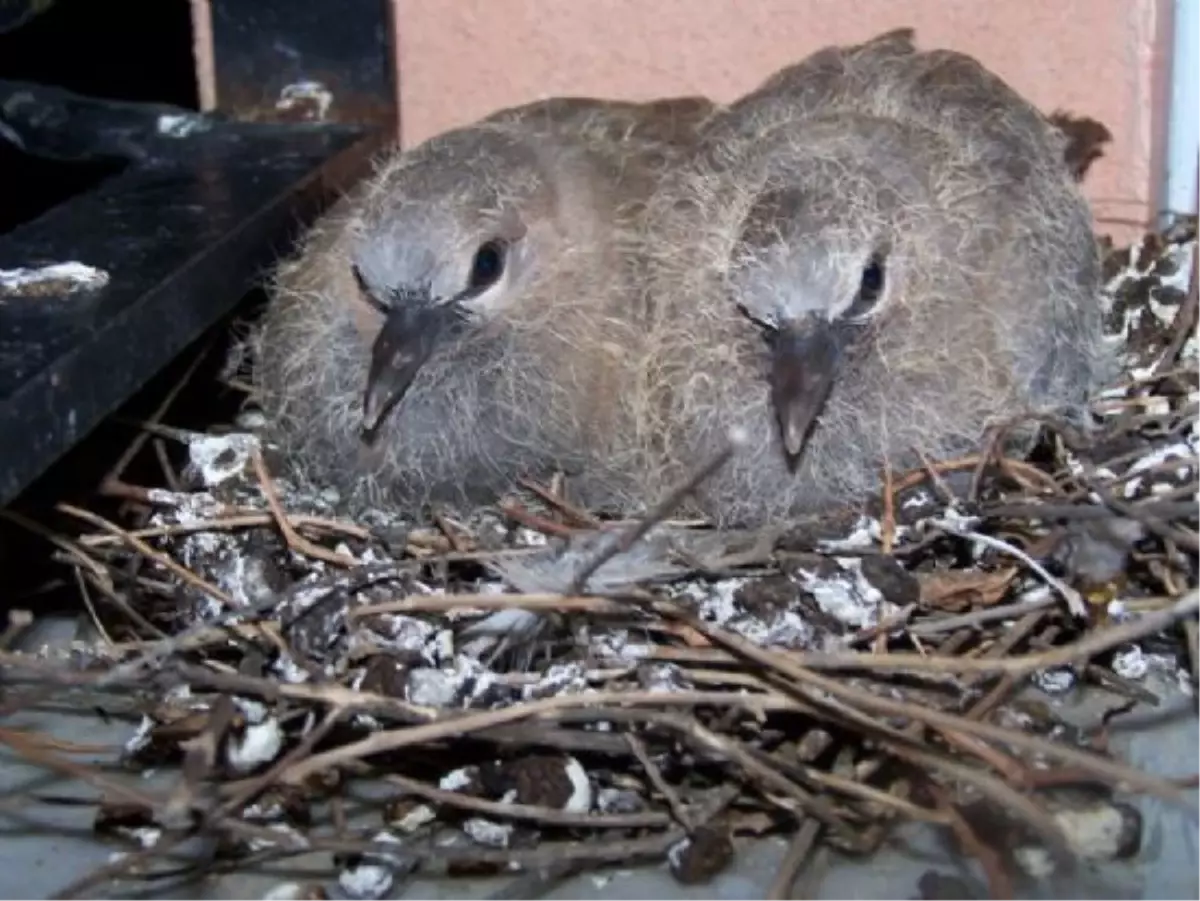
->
xmin=348 ymin=128 xmax=563 ymax=441
xmin=727 ymin=157 xmax=907 ymax=470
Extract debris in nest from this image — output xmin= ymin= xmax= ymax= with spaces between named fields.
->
xmin=2 ymin=220 xmax=1196 ymax=898
xmin=1098 ymin=218 xmax=1197 ymax=376
xmin=438 ymin=767 xmax=481 ymax=794
xmin=461 ymin=816 xmax=514 ymax=848
xmin=949 ymin=787 xmax=1145 ymax=891
xmin=917 ymin=566 xmax=1018 ymax=612
xmin=225 ymin=717 xmax=284 ymax=774
xmin=1110 ymin=644 xmax=1149 ymax=680
xmin=1007 ymin=795 xmax=1143 ymax=879
xmin=260 ymin=883 xmax=329 ymax=901
xmin=383 ymin=797 xmax=438 ymax=834
xmin=483 ymin=754 xmax=594 ymax=810
xmin=336 ymin=831 xmax=415 ymax=900
xmin=0 ymin=261 xmax=111 ymax=297
xmin=667 ymin=823 xmax=735 ymax=885
xmin=93 ymin=800 xmax=163 ymax=850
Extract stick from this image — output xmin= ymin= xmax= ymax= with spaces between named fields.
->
xmin=930 ymin=515 xmax=1087 ymax=617
xmin=568 ymin=429 xmax=744 ymax=594
xmin=627 ymin=733 xmax=694 ymax=830
xmin=251 ymin=450 xmax=356 ymax=566
xmin=767 ymin=818 xmax=822 ymax=900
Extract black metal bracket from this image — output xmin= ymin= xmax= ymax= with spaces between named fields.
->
xmin=0 ymin=1 xmax=398 ymax=506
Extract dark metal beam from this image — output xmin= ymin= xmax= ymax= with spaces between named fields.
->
xmin=0 ymin=1 xmax=400 ymax=505
xmin=0 ymin=116 xmax=386 ymax=505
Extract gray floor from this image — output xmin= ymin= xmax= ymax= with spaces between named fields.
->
xmin=1 ymin=615 xmax=1196 ymax=900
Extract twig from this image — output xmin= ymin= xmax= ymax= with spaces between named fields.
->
xmin=1183 ymin=618 xmax=1199 ymax=689
xmin=591 ymin=591 xmax=1186 ymax=680
xmin=767 ymin=818 xmax=822 ymax=900
xmin=431 ymin=510 xmax=469 ymax=552
xmin=892 ymin=452 xmax=1058 ymax=498
xmin=57 ymin=711 xmax=355 ymax=901
xmin=0 ymin=727 xmax=114 ymax=755
xmin=0 ymin=508 xmax=114 ymax=588
xmin=50 ymin=839 xmax=187 ymax=900
xmin=72 ymin=567 xmax=114 ymax=646
xmin=384 ymin=772 xmax=670 ymax=830
xmin=564 ymin=707 xmax=854 ymax=837
xmin=99 ymin=340 xmax=211 ymax=496
xmin=56 ymin=503 xmax=234 ymax=608
xmin=929 ymin=784 xmax=1016 ymax=899
xmin=499 ymin=501 xmax=580 ymax=538
xmin=0 ymin=728 xmax=163 ymax=811
xmin=568 ymin=429 xmax=744 ymax=594
xmin=211 ymin=709 xmax=343 ymax=822
xmin=915 ymin=447 xmax=958 ymax=504
xmin=755 ymin=746 xmax=948 ymax=824
xmin=907 ymin=588 xmax=1059 ymax=636
xmin=79 ymin=567 xmax=167 ymax=639
xmin=645 ymin=590 xmax=1195 ymax=679
xmin=627 ymin=732 xmax=694 ymax=830
xmin=984 ymin=499 xmax=1198 ymax=523
xmin=880 ymin=459 xmax=896 ymax=555
xmin=278 ymin=689 xmax=801 ymax=787
xmin=305 ymin=785 xmax=742 ymax=873
xmin=930 ymin=515 xmax=1087 ymax=617
xmin=1093 ymin=488 xmax=1200 ymax=554
xmin=92 ymin=564 xmax=404 ymax=688
xmin=517 ymin=476 xmax=602 ymax=528
xmin=845 ymin=603 xmax=916 ymax=646
xmin=251 ymin=450 xmax=356 ymax=566
xmin=164 ymin=695 xmax=238 ymax=820
xmin=78 ymin=511 xmax=374 ymax=546
xmin=650 ymin=594 xmax=1197 ymax=801
xmin=351 ymin=592 xmax=625 ymax=618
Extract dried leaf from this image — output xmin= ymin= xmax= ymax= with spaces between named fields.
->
xmin=94 ymin=799 xmax=157 ymax=837
xmin=917 ymin=567 xmax=1018 ymax=612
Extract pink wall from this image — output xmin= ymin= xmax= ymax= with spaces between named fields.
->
xmin=392 ymin=0 xmax=1174 ymax=238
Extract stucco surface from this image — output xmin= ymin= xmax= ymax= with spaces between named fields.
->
xmin=393 ymin=0 xmax=1175 ymax=235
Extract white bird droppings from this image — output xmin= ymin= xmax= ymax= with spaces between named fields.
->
xmin=0 ymin=262 xmax=110 ymax=295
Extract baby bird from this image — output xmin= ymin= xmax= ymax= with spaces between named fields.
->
xmin=641 ymin=31 xmax=1107 ymax=527
xmin=482 ymin=94 xmax=718 ymax=158
xmin=703 ymin=28 xmax=1066 ymax=179
xmin=251 ymin=95 xmax=715 ymax=515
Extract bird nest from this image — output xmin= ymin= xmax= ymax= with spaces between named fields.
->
xmin=2 ymin=218 xmax=1196 ymax=900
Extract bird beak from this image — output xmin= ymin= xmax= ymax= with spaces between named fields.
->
xmin=360 ymin=300 xmax=466 ymax=443
xmin=769 ymin=317 xmax=845 ymax=470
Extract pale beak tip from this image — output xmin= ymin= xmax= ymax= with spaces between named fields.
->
xmin=782 ymin=421 xmax=807 ymax=459
xmin=359 ymin=394 xmax=387 ymax=444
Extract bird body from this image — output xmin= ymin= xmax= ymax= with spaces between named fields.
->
xmin=252 ymin=35 xmax=1106 ymax=533
xmin=639 ymin=30 xmax=1108 ymax=527
xmin=482 ymin=95 xmax=719 ymax=158
xmin=704 ymin=29 xmax=1066 ymax=179
xmin=251 ymin=96 xmax=715 ymax=515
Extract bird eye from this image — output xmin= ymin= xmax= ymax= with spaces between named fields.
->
xmin=468 ymin=240 xmax=507 ymax=292
xmin=846 ymin=252 xmax=887 ymax=320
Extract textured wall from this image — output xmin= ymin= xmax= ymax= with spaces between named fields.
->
xmin=392 ymin=0 xmax=1174 ymax=237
